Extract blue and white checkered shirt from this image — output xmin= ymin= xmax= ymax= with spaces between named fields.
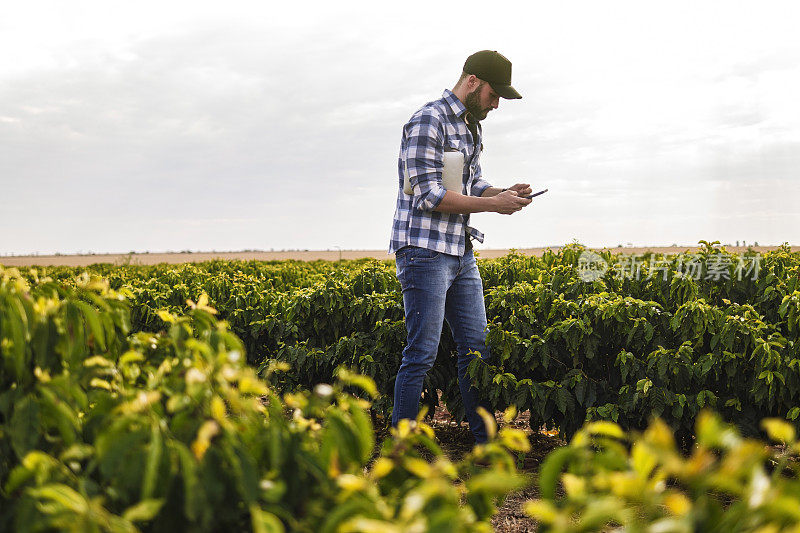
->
xmin=388 ymin=89 xmax=493 ymax=256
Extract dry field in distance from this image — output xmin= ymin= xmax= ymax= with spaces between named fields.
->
xmin=1 ymin=245 xmax=796 ymax=267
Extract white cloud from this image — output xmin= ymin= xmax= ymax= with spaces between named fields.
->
xmin=1 ymin=0 xmax=799 ymax=254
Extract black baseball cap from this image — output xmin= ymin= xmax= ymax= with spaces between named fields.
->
xmin=463 ymin=50 xmax=522 ymax=100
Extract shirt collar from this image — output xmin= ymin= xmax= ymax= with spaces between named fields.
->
xmin=442 ymin=89 xmax=468 ymax=119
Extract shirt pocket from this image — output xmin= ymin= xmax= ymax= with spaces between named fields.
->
xmin=444 ymin=140 xmax=463 ymax=154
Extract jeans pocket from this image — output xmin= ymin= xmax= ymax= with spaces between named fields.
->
xmin=395 ymin=246 xmax=412 ymax=259
xmin=407 ymin=247 xmax=440 ymax=263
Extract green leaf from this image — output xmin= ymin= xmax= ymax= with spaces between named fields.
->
xmin=74 ymin=300 xmax=107 ymax=351
xmin=636 ymin=378 xmax=652 ymax=395
xmin=554 ymin=388 xmax=567 ymax=415
xmin=335 ymin=367 xmax=378 ymax=398
xmin=538 ymin=446 xmax=576 ymax=500
xmin=4 ymin=463 xmax=35 ymax=494
xmin=175 ymin=442 xmax=203 ymax=521
xmin=348 ymin=402 xmax=374 ymax=463
xmin=10 ymin=395 xmax=40 ymax=460
xmin=59 ymin=444 xmax=94 ymax=463
xmin=38 ymin=386 xmax=80 ymax=445
xmin=3 ymin=297 xmax=29 ymax=382
xmin=27 ymin=483 xmax=88 ymax=514
xmin=574 ymin=378 xmax=587 ymax=406
xmin=324 ymin=410 xmax=364 ymax=467
xmin=585 ymin=421 xmax=625 ymax=439
xmin=631 ymin=442 xmax=657 ymax=479
xmin=141 ymin=422 xmax=163 ymax=500
xmin=762 ymin=418 xmax=796 ymax=443
xmin=251 ymin=505 xmax=286 ymax=533
xmin=466 ymin=470 xmax=529 ymax=494
xmin=122 ymin=498 xmax=165 ymax=522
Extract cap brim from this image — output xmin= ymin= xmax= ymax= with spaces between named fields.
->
xmin=491 ymin=83 xmax=522 ymax=100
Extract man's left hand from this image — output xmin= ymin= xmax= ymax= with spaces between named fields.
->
xmin=507 ymin=183 xmax=532 ymax=197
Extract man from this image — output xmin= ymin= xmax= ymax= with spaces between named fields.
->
xmin=389 ymin=50 xmax=532 ymax=443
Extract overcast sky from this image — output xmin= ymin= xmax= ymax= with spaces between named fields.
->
xmin=1 ymin=0 xmax=799 ymax=255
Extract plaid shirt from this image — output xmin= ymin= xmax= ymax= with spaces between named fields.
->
xmin=388 ymin=89 xmax=493 ymax=256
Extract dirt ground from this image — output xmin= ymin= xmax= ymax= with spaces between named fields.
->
xmin=427 ymin=402 xmax=562 ymax=532
xmin=2 ymin=245 xmax=794 ymax=267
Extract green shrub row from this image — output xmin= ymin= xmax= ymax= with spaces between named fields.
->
xmin=0 ymin=267 xmax=528 ymax=532
xmin=7 ymin=242 xmax=800 ymax=441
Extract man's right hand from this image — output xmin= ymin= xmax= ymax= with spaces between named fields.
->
xmin=492 ymin=190 xmax=532 ymax=215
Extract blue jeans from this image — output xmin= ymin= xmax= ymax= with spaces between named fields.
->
xmin=392 ymin=245 xmax=492 ymax=443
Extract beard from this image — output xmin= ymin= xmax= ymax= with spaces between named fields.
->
xmin=464 ymin=83 xmax=491 ymax=121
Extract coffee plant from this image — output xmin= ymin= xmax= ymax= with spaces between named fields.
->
xmin=526 ymin=411 xmax=800 ymax=532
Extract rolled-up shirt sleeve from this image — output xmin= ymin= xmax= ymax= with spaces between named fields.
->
xmin=470 ymin=161 xmax=492 ymax=197
xmin=403 ymin=112 xmax=447 ymax=212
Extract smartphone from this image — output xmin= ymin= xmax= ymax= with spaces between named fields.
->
xmin=524 ymin=188 xmax=548 ymax=199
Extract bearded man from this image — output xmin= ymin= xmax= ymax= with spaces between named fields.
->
xmin=388 ymin=50 xmax=532 ymax=443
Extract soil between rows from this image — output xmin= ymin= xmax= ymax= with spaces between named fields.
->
xmin=431 ymin=403 xmax=562 ymax=532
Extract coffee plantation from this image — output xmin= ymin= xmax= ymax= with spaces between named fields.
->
xmin=3 ymin=240 xmax=800 ymax=531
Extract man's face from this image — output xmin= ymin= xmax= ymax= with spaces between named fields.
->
xmin=464 ymin=80 xmax=500 ymax=121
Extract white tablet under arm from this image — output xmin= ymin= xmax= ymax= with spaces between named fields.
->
xmin=403 ymin=150 xmax=465 ymax=196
